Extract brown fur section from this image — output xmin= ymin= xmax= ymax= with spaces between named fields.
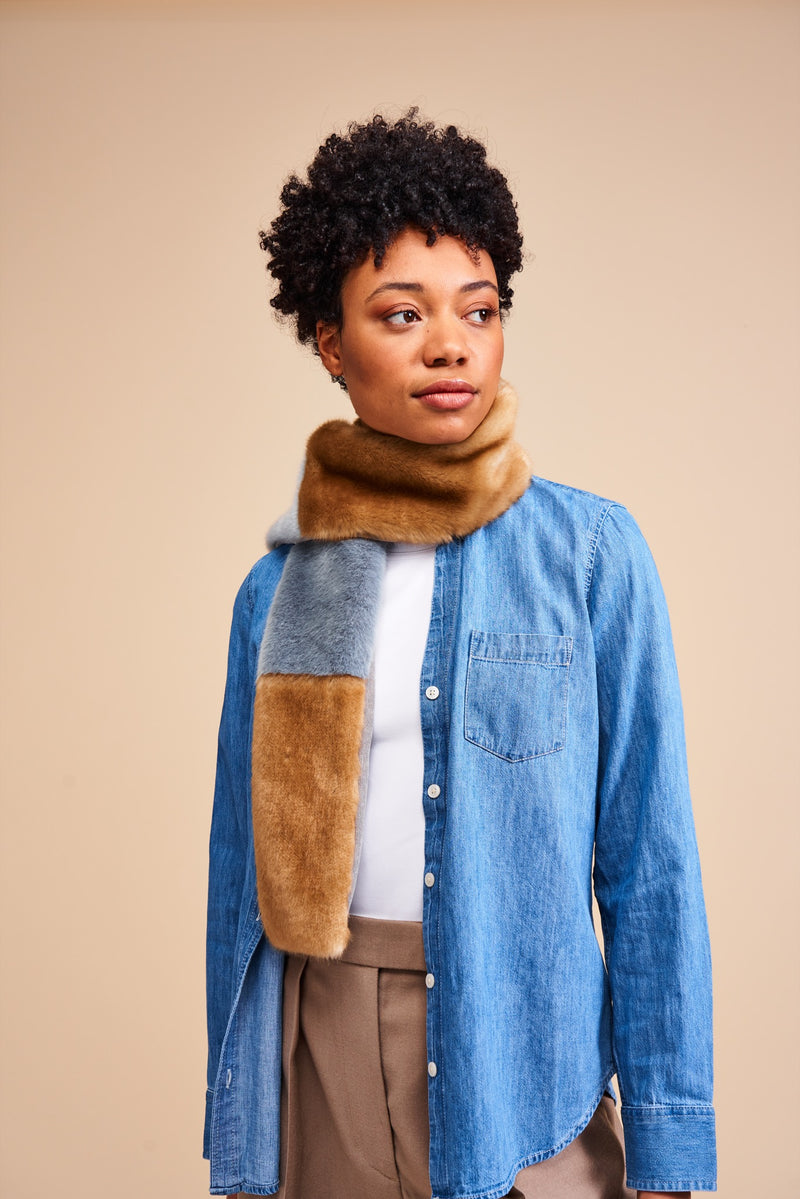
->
xmin=252 ymin=673 xmax=366 ymax=958
xmin=298 ymin=380 xmax=532 ymax=542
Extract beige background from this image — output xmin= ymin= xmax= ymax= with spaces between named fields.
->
xmin=1 ymin=1 xmax=798 ymax=1195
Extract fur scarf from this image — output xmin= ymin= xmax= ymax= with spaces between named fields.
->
xmin=252 ymin=380 xmax=531 ymax=957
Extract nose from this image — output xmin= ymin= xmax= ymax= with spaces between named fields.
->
xmin=422 ymin=315 xmax=468 ymax=367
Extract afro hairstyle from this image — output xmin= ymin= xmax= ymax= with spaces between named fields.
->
xmin=259 ymin=109 xmax=523 ymax=355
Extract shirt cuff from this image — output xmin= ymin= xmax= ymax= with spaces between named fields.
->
xmin=621 ymin=1104 xmax=717 ymax=1191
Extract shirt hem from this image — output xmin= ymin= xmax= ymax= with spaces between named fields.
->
xmin=210 ymin=1183 xmax=279 ymax=1196
xmin=431 ymin=1067 xmax=615 ymax=1199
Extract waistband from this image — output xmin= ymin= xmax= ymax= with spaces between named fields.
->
xmin=337 ymin=915 xmax=426 ymax=970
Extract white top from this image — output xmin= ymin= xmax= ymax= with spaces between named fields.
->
xmin=349 ymin=543 xmax=436 ymax=921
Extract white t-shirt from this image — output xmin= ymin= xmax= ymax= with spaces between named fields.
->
xmin=349 ymin=543 xmax=436 ymax=921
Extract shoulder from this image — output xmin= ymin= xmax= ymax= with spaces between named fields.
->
xmin=526 ymin=474 xmax=642 ymax=533
xmin=497 ymin=472 xmax=640 ymax=548
xmin=513 ymin=478 xmax=672 ymax=636
xmin=244 ymin=545 xmax=290 ymax=594
xmin=230 ymin=546 xmax=291 ymax=625
xmin=503 ymin=476 xmax=659 ymax=598
xmin=528 ymin=474 xmax=650 ymax=547
xmin=505 ymin=472 xmax=620 ymax=527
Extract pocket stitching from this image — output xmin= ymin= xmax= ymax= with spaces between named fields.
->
xmin=469 ymin=631 xmax=573 ymax=667
xmin=464 ymin=632 xmax=572 ymax=762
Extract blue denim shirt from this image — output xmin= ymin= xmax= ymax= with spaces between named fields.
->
xmin=204 ymin=476 xmax=717 ymax=1196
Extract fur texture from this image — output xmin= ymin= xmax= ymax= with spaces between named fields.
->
xmin=258 ymin=540 xmax=386 ymax=678
xmin=252 ymin=673 xmax=366 ymax=958
xmin=298 ymin=380 xmax=531 ymax=542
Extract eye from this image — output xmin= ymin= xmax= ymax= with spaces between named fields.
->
xmin=384 ymin=309 xmax=421 ymax=325
xmin=465 ymin=306 xmax=499 ymax=324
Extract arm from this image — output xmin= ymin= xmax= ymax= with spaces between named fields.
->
xmin=588 ymin=504 xmax=716 ymax=1193
xmin=204 ymin=572 xmax=256 ymax=1160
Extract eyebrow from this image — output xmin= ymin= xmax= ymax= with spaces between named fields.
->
xmin=364 ymin=279 xmax=499 ymax=302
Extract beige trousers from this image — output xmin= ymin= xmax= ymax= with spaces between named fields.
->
xmin=242 ymin=915 xmax=635 ymax=1199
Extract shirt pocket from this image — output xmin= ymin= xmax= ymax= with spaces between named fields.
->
xmin=464 ymin=631 xmax=573 ymax=762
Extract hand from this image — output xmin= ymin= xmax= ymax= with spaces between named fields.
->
xmin=637 ymin=1193 xmax=690 ymax=1198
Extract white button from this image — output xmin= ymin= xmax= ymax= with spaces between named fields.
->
xmin=428 ymin=1061 xmax=438 ymax=1077
xmin=425 ymin=685 xmax=440 ymax=700
xmin=425 ymin=973 xmax=435 ymax=988
xmin=424 ymin=872 xmax=435 ymax=887
xmin=427 ymin=783 xmax=441 ymax=798
xmin=225 ymin=1069 xmax=232 ymax=1088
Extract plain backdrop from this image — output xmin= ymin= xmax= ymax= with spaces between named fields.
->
xmin=1 ymin=1 xmax=798 ymax=1195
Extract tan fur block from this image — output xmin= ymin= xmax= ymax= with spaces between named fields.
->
xmin=298 ymin=379 xmax=532 ymax=543
xmin=251 ymin=673 xmax=366 ymax=958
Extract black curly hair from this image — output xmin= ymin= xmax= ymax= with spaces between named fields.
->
xmin=259 ymin=110 xmax=523 ymax=356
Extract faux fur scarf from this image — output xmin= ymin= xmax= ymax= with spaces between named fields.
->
xmin=252 ymin=380 xmax=531 ymax=958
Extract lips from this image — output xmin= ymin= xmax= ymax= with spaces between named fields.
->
xmin=413 ymin=380 xmax=477 ymax=410
xmin=414 ymin=380 xmax=476 ymax=396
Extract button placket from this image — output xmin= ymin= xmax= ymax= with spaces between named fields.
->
xmin=417 ymin=540 xmax=461 ymax=1160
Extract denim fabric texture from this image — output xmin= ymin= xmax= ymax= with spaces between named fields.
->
xmin=204 ymin=476 xmax=717 ymax=1197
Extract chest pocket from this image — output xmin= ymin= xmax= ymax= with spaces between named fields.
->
xmin=464 ymin=631 xmax=573 ymax=762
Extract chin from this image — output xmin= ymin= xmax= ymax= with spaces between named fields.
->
xmin=418 ymin=430 xmax=473 ymax=446
xmin=414 ymin=414 xmax=484 ymax=445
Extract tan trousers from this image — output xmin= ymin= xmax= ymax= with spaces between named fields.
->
xmin=243 ymin=916 xmax=635 ymax=1199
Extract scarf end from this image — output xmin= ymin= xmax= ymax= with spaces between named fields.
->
xmin=252 ymin=672 xmax=365 ymax=958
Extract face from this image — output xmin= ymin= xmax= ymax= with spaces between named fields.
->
xmin=316 ymin=227 xmax=504 ymax=445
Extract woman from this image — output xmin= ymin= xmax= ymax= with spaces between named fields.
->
xmin=204 ymin=112 xmax=717 ymax=1199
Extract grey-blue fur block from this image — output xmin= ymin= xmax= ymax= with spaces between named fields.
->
xmin=258 ymin=539 xmax=387 ymax=678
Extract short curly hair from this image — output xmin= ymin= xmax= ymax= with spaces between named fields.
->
xmin=259 ymin=110 xmax=523 ymax=353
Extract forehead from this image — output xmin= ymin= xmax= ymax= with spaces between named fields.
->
xmin=342 ymin=228 xmax=497 ymax=303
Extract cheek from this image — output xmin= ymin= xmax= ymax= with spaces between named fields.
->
xmin=341 ymin=334 xmax=398 ymax=385
xmin=488 ymin=327 xmax=505 ymax=367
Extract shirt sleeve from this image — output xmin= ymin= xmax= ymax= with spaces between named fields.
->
xmin=204 ymin=570 xmax=256 ymax=1160
xmin=588 ymin=502 xmax=717 ymax=1192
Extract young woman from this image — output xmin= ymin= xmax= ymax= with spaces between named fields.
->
xmin=204 ymin=112 xmax=717 ymax=1199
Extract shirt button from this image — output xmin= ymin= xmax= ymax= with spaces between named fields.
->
xmin=424 ymin=872 xmax=435 ymax=887
xmin=425 ymin=973 xmax=435 ymax=988
xmin=427 ymin=783 xmax=441 ymax=798
xmin=425 ymin=685 xmax=440 ymax=700
xmin=428 ymin=1061 xmax=438 ymax=1077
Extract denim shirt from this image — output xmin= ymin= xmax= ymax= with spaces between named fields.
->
xmin=204 ymin=476 xmax=717 ymax=1197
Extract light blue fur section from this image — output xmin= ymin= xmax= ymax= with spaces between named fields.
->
xmin=258 ymin=539 xmax=387 ymax=678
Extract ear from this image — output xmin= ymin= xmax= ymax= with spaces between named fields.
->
xmin=316 ymin=321 xmax=344 ymax=378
